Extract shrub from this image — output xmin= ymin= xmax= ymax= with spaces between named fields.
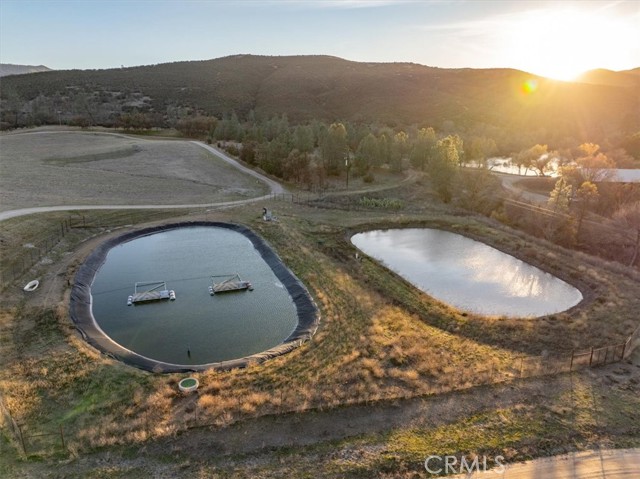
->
xmin=358 ymin=196 xmax=404 ymax=210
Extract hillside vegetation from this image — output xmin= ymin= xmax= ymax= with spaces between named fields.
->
xmin=1 ymin=55 xmax=638 ymax=146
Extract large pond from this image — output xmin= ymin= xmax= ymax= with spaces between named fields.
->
xmin=88 ymin=226 xmax=301 ymax=366
xmin=351 ymin=228 xmax=583 ymax=317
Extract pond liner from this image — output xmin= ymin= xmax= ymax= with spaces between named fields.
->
xmin=69 ymin=221 xmax=320 ymax=373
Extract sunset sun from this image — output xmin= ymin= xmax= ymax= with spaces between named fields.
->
xmin=503 ymin=7 xmax=638 ymax=81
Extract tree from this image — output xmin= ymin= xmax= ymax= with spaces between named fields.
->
xmin=117 ymin=110 xmax=153 ymax=130
xmin=73 ymin=91 xmax=97 ymax=126
xmin=321 ymin=122 xmax=348 ymax=174
xmin=429 ymin=135 xmax=462 ymax=202
xmin=410 ymin=127 xmax=437 ymax=170
xmin=240 ymin=141 xmax=257 ymax=165
xmin=607 ymin=148 xmax=636 ymax=168
xmin=575 ymin=181 xmax=599 ymax=237
xmin=545 ymin=177 xmax=576 ymax=245
xmin=620 ymin=132 xmax=640 ymax=161
xmin=465 ymin=136 xmax=498 ymax=167
xmin=294 ymin=125 xmax=314 ymax=153
xmin=283 ymin=149 xmax=311 ymax=184
xmin=548 ymin=177 xmax=573 ymax=211
xmin=177 ymin=116 xmax=217 ymax=138
xmin=612 ymin=201 xmax=640 ymax=267
xmin=377 ymin=132 xmax=392 ymax=166
xmin=391 ymin=131 xmax=409 ymax=172
xmin=355 ymin=133 xmax=378 ymax=174
xmin=258 ymin=134 xmax=290 ymax=177
xmin=454 ymin=169 xmax=502 ymax=215
xmin=213 ymin=112 xmax=243 ymax=141
xmin=576 ymin=143 xmax=615 ymax=183
xmin=515 ymin=144 xmax=549 ymax=176
xmin=449 ymin=134 xmax=465 ymax=166
xmin=0 ymin=87 xmax=23 ymax=128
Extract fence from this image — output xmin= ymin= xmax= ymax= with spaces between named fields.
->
xmin=3 ymin=323 xmax=638 ymax=458
xmin=624 ymin=323 xmax=640 ymax=359
xmin=2 ymin=207 xmax=639 ymax=457
xmin=268 ymin=191 xmax=409 ymax=213
xmin=0 ymin=209 xmax=189 ymax=290
xmin=0 ymin=219 xmax=72 ymax=288
xmin=1 ymin=394 xmax=67 ymax=457
xmin=88 ymin=326 xmax=640 ymax=432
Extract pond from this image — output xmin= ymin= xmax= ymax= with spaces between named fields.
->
xmin=351 ymin=228 xmax=582 ymax=317
xmin=75 ymin=224 xmax=315 ymax=370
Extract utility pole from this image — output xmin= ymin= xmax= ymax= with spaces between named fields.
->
xmin=345 ymin=148 xmax=350 ymax=189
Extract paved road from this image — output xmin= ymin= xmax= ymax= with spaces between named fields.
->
xmin=451 ymin=448 xmax=640 ymax=478
xmin=0 ymin=140 xmax=284 ymax=222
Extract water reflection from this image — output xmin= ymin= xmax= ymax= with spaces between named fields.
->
xmin=351 ymin=228 xmax=582 ymax=317
xmin=91 ymin=227 xmax=298 ymax=364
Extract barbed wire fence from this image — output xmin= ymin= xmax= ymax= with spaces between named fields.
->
xmin=0 ymin=210 xmax=189 ymax=290
xmin=3 ymin=320 xmax=637 ymax=458
xmin=1 ymin=203 xmax=639 ymax=457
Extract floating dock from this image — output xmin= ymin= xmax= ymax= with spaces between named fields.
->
xmin=128 ymin=281 xmax=176 ymax=305
xmin=209 ymin=274 xmax=253 ymax=295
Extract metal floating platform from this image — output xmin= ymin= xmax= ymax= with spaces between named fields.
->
xmin=128 ymin=281 xmax=176 ymax=305
xmin=209 ymin=274 xmax=253 ymax=295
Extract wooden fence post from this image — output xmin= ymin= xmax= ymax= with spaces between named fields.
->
xmin=589 ymin=347 xmax=594 ymax=366
xmin=17 ymin=423 xmax=26 ymax=455
xmin=621 ymin=340 xmax=627 ymax=360
xmin=570 ymin=350 xmax=574 ymax=371
xmin=519 ymin=357 xmax=524 ymax=378
xmin=59 ymin=424 xmax=65 ymax=451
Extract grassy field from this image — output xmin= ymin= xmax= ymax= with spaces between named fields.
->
xmin=0 ymin=132 xmax=639 ymax=477
xmin=0 ymin=130 xmax=268 ymax=211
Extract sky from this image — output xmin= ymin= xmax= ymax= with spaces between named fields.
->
xmin=1 ymin=0 xmax=638 ymax=80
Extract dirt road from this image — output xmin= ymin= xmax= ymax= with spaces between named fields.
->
xmin=0 ymin=141 xmax=284 ymax=222
xmin=496 ymin=172 xmax=549 ymax=204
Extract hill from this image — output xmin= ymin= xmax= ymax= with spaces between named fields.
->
xmin=575 ymin=68 xmax=640 ymax=88
xmin=1 ymin=55 xmax=638 ymax=144
xmin=0 ymin=63 xmax=51 ymax=77
xmin=621 ymin=67 xmax=640 ymax=77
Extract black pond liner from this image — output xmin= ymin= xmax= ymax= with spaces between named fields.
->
xmin=70 ymin=221 xmax=320 ymax=373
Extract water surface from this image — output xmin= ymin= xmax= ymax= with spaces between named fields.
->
xmin=91 ymin=227 xmax=298 ymax=364
xmin=351 ymin=228 xmax=582 ymax=317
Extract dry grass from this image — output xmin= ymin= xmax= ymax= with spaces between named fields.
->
xmin=0 ymin=131 xmax=268 ymax=211
xmin=0 ymin=195 xmax=638 ymax=457
xmin=0 ymin=210 xmax=521 ymax=453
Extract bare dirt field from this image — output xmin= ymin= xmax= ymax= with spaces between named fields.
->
xmin=0 ymin=130 xmax=268 ymax=211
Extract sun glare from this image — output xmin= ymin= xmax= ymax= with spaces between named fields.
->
xmin=503 ymin=8 xmax=638 ymax=81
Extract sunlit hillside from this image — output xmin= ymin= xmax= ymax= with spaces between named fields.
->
xmin=1 ymin=55 xmax=638 ymax=146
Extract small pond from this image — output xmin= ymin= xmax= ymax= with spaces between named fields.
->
xmin=351 ymin=228 xmax=582 ymax=317
xmin=87 ymin=225 xmax=303 ymax=366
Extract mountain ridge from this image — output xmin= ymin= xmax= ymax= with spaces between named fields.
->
xmin=1 ymin=55 xmax=638 ymax=145
xmin=575 ymin=68 xmax=640 ymax=88
xmin=0 ymin=63 xmax=52 ymax=77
